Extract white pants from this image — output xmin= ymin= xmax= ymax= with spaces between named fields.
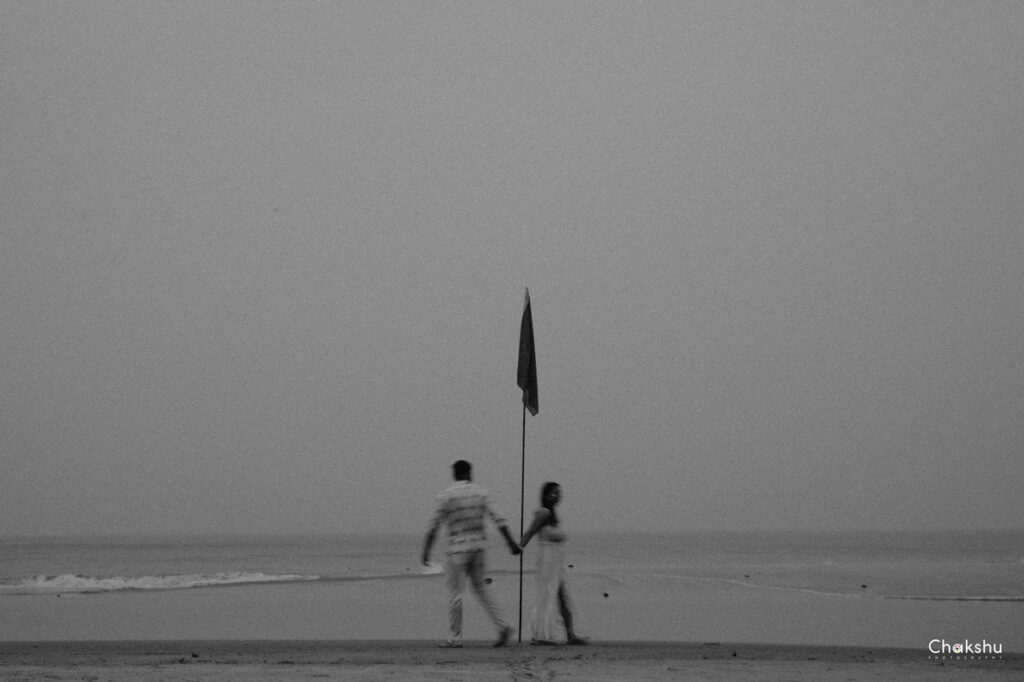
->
xmin=445 ymin=550 xmax=508 ymax=643
xmin=532 ymin=540 xmax=574 ymax=641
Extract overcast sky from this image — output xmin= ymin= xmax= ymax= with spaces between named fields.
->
xmin=2 ymin=2 xmax=1022 ymax=536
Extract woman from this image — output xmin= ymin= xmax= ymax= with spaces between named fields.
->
xmin=520 ymin=482 xmax=587 ymax=645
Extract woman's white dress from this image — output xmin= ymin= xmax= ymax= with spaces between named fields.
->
xmin=531 ymin=518 xmax=571 ymax=641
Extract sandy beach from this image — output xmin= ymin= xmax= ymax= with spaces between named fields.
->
xmin=0 ymin=640 xmax=1020 ymax=681
xmin=3 ymin=532 xmax=1021 ymax=682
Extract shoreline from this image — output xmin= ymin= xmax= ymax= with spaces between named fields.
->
xmin=1 ymin=640 xmax=1020 ymax=681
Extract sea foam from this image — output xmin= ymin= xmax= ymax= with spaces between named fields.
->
xmin=0 ymin=571 xmax=320 ymax=595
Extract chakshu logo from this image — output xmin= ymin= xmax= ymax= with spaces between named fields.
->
xmin=928 ymin=638 xmax=1003 ymax=659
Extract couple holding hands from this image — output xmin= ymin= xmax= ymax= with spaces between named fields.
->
xmin=422 ymin=460 xmax=587 ymax=647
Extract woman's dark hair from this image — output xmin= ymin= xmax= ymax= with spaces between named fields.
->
xmin=540 ymin=481 xmax=560 ymax=527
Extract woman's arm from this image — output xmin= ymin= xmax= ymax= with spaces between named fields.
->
xmin=520 ymin=508 xmax=551 ymax=548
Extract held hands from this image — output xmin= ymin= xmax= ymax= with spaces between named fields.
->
xmin=498 ymin=525 xmax=521 ymax=556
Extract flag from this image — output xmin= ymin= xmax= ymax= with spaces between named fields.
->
xmin=517 ymin=288 xmax=538 ymax=415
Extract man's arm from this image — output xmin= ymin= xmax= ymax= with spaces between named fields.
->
xmin=421 ymin=527 xmax=437 ymax=566
xmin=482 ymin=490 xmax=520 ymax=555
xmin=422 ymin=496 xmax=445 ymax=566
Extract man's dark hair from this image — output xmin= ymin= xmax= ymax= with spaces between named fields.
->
xmin=453 ymin=460 xmax=472 ymax=480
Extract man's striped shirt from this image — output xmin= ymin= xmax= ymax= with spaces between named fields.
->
xmin=428 ymin=481 xmax=507 ymax=554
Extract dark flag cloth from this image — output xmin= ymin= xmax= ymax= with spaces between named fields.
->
xmin=517 ymin=288 xmax=538 ymax=416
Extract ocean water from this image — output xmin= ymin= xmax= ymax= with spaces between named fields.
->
xmin=1 ymin=531 xmax=1021 ymax=650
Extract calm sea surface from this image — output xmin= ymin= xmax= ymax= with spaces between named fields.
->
xmin=2 ymin=531 xmax=1021 ymax=647
xmin=3 ymin=530 xmax=1022 ymax=598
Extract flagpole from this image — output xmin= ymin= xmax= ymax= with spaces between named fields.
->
xmin=518 ymin=403 xmax=526 ymax=643
xmin=515 ymin=287 xmax=537 ymax=645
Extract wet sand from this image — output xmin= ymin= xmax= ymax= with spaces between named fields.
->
xmin=1 ymin=640 xmax=1020 ymax=681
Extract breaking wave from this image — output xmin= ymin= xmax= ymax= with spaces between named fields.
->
xmin=0 ymin=567 xmax=455 ymax=596
xmin=0 ymin=572 xmax=320 ymax=595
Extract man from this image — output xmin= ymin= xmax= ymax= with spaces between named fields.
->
xmin=422 ymin=460 xmax=521 ymax=647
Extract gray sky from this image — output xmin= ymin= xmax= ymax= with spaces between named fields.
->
xmin=2 ymin=2 xmax=1022 ymax=536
